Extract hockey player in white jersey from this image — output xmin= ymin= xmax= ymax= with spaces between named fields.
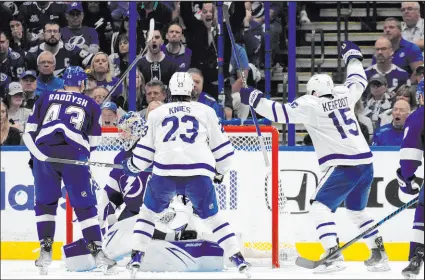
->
xmin=122 ymin=72 xmax=251 ymax=278
xmin=240 ymin=41 xmax=390 ymax=273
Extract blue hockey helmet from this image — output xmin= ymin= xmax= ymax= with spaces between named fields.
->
xmin=63 ymin=66 xmax=87 ymax=87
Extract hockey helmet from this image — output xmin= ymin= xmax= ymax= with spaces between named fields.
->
xmin=63 ymin=66 xmax=87 ymax=87
xmin=169 ymin=72 xmax=194 ymax=97
xmin=306 ymin=74 xmax=334 ymax=97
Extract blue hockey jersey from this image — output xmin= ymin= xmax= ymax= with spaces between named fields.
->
xmin=399 ymin=107 xmax=424 ymax=179
xmin=25 ymin=90 xmax=102 ymax=157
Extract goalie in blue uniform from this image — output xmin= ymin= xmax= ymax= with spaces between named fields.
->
xmin=396 ymin=78 xmax=424 ymax=279
xmin=23 ymin=66 xmax=117 ymax=275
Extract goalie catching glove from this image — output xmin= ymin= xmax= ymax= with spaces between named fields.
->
xmin=340 ymin=40 xmax=363 ymax=64
xmin=122 ymin=158 xmax=141 ymax=177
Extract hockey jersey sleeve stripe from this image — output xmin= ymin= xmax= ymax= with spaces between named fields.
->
xmin=35 ymin=123 xmax=90 ymax=152
xmin=134 ymin=154 xmax=152 ymax=163
xmin=272 ymin=102 xmax=278 ymax=122
xmin=211 ymin=141 xmax=231 ymax=153
xmin=136 ymin=144 xmax=155 ymax=153
xmin=25 ymin=123 xmax=38 ymax=132
xmin=318 ymin=151 xmax=373 ymax=165
xmin=133 ymin=230 xmax=153 ymax=239
xmin=346 ymin=73 xmax=367 ymax=82
xmin=136 ymin=218 xmax=155 ymax=227
xmin=281 ymin=104 xmax=289 ymax=124
xmin=216 ymin=151 xmax=234 ymax=162
xmin=400 ymin=147 xmax=423 ymax=161
xmin=153 ymin=162 xmax=215 ymax=173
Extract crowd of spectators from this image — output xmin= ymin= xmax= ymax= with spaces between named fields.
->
xmin=0 ymin=1 xmax=423 ymax=147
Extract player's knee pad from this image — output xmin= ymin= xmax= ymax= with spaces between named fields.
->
xmin=310 ymin=201 xmax=338 ymax=250
xmin=132 ymin=205 xmax=160 ymax=252
xmin=346 ymin=208 xmax=379 ymax=249
xmin=203 ymin=212 xmax=240 ymax=257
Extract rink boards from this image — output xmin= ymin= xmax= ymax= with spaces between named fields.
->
xmin=0 ymin=146 xmax=423 ymax=261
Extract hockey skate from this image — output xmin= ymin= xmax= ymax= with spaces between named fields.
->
xmin=126 ymin=250 xmax=144 ymax=279
xmin=35 ymin=237 xmax=53 ymax=275
xmin=229 ymin=252 xmax=251 ymax=278
xmin=314 ymin=245 xmax=346 ymax=274
xmin=86 ymin=241 xmax=117 ymax=275
xmin=364 ymin=237 xmax=390 ymax=272
xmin=402 ymin=246 xmax=424 ymax=279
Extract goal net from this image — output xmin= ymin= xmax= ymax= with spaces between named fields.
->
xmin=66 ymin=126 xmax=298 ymax=268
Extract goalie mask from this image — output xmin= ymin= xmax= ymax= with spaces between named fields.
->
xmin=117 ymin=111 xmax=146 ymax=151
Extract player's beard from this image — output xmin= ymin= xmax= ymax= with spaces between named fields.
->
xmin=45 ymin=37 xmax=59 ymax=47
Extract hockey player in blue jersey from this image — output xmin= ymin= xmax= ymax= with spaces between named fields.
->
xmin=240 ymin=41 xmax=390 ymax=273
xmin=396 ymin=82 xmax=424 ymax=279
xmin=22 ymin=66 xmax=117 ymax=275
xmin=122 ymin=72 xmax=251 ymax=278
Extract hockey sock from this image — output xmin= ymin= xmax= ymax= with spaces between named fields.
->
xmin=347 ymin=209 xmax=379 ymax=249
xmin=74 ymin=206 xmax=102 ymax=246
xmin=132 ymin=205 xmax=159 ymax=252
xmin=409 ymin=203 xmax=424 ymax=260
xmin=203 ymin=212 xmax=240 ymax=257
xmin=35 ymin=201 xmax=58 ymax=241
xmin=310 ymin=201 xmax=339 ymax=250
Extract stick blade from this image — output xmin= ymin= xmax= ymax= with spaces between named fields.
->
xmin=295 ymin=256 xmax=322 ymax=269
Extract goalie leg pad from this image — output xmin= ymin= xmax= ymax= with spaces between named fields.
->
xmin=63 ymin=238 xmax=96 ymax=272
xmin=410 ymin=200 xmax=424 ymax=260
xmin=310 ymin=201 xmax=339 ymax=251
xmin=132 ymin=205 xmax=160 ymax=252
xmin=35 ymin=202 xmax=58 ymax=241
xmin=346 ymin=209 xmax=379 ymax=249
xmin=203 ymin=212 xmax=240 ymax=257
xmin=74 ymin=206 xmax=102 ymax=245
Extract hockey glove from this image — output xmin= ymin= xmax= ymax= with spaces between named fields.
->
xmin=28 ymin=158 xmax=34 ymax=170
xmin=340 ymin=40 xmax=363 ymax=64
xmin=396 ymin=168 xmax=420 ymax=195
xmin=122 ymin=158 xmax=141 ymax=177
xmin=213 ymin=173 xmax=225 ymax=184
xmin=240 ymin=87 xmax=264 ymax=108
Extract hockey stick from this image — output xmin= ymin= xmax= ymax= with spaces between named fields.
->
xmin=295 ymin=196 xmax=419 ymax=269
xmin=222 ymin=4 xmax=270 ymax=167
xmin=101 ymin=18 xmax=155 ymax=105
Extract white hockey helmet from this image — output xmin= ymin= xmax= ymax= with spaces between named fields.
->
xmin=306 ymin=74 xmax=334 ymax=97
xmin=169 ymin=72 xmax=194 ymax=97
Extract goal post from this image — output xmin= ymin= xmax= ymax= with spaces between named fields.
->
xmin=66 ymin=125 xmax=291 ymax=268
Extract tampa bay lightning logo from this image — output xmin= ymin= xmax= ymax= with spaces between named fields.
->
xmin=0 ymin=73 xmax=7 ymax=82
xmin=119 ymin=175 xmax=144 ymax=199
xmin=68 ymin=36 xmax=86 ymax=47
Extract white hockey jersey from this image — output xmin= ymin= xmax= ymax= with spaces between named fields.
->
xmin=254 ymin=60 xmax=372 ymax=170
xmin=131 ymin=101 xmax=234 ymax=178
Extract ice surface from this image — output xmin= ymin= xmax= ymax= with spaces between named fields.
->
xmin=1 ymin=260 xmax=423 ymax=279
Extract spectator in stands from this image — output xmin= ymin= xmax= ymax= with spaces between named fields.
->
xmin=90 ymin=86 xmax=109 ymax=105
xmin=111 ymin=10 xmax=143 ymax=55
xmin=0 ymin=72 xmax=10 ymax=98
xmin=0 ymin=99 xmax=21 ymax=146
xmin=34 ymin=51 xmax=64 ymax=97
xmin=354 ymin=100 xmax=374 ymax=144
xmin=145 ymin=100 xmax=164 ymax=120
xmin=110 ymin=34 xmax=129 ymax=78
xmin=5 ymin=82 xmax=31 ymax=134
xmin=379 ymin=17 xmax=423 ymax=79
xmin=19 ymin=70 xmax=37 ymax=109
xmin=25 ymin=22 xmax=94 ymax=76
xmin=89 ymin=52 xmax=122 ymax=100
xmin=139 ymin=80 xmax=167 ymax=118
xmin=82 ymin=2 xmax=114 ymax=55
xmin=363 ymin=74 xmax=393 ymax=129
xmin=137 ymin=27 xmax=179 ymax=86
xmin=17 ymin=2 xmax=67 ymax=39
xmin=109 ymin=1 xmax=128 ymax=29
xmin=61 ymin=2 xmax=100 ymax=55
xmin=372 ymin=99 xmax=411 ymax=146
xmin=400 ymin=2 xmax=424 ymax=51
xmin=0 ymin=31 xmax=26 ymax=81
xmin=414 ymin=64 xmax=424 ymax=84
xmin=366 ymin=36 xmax=410 ymax=93
xmin=379 ymin=85 xmax=418 ymax=126
xmin=0 ymin=4 xmax=13 ymax=35
xmin=188 ymin=68 xmax=223 ymax=119
xmin=137 ymin=1 xmax=173 ymax=40
xmin=180 ymin=2 xmax=232 ymax=100
xmin=162 ymin=22 xmax=192 ymax=72
xmin=101 ymin=101 xmax=118 ymax=127
xmin=8 ymin=17 xmax=38 ymax=55
xmin=118 ymin=69 xmax=145 ymax=112
xmin=243 ymin=2 xmax=265 ymax=68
